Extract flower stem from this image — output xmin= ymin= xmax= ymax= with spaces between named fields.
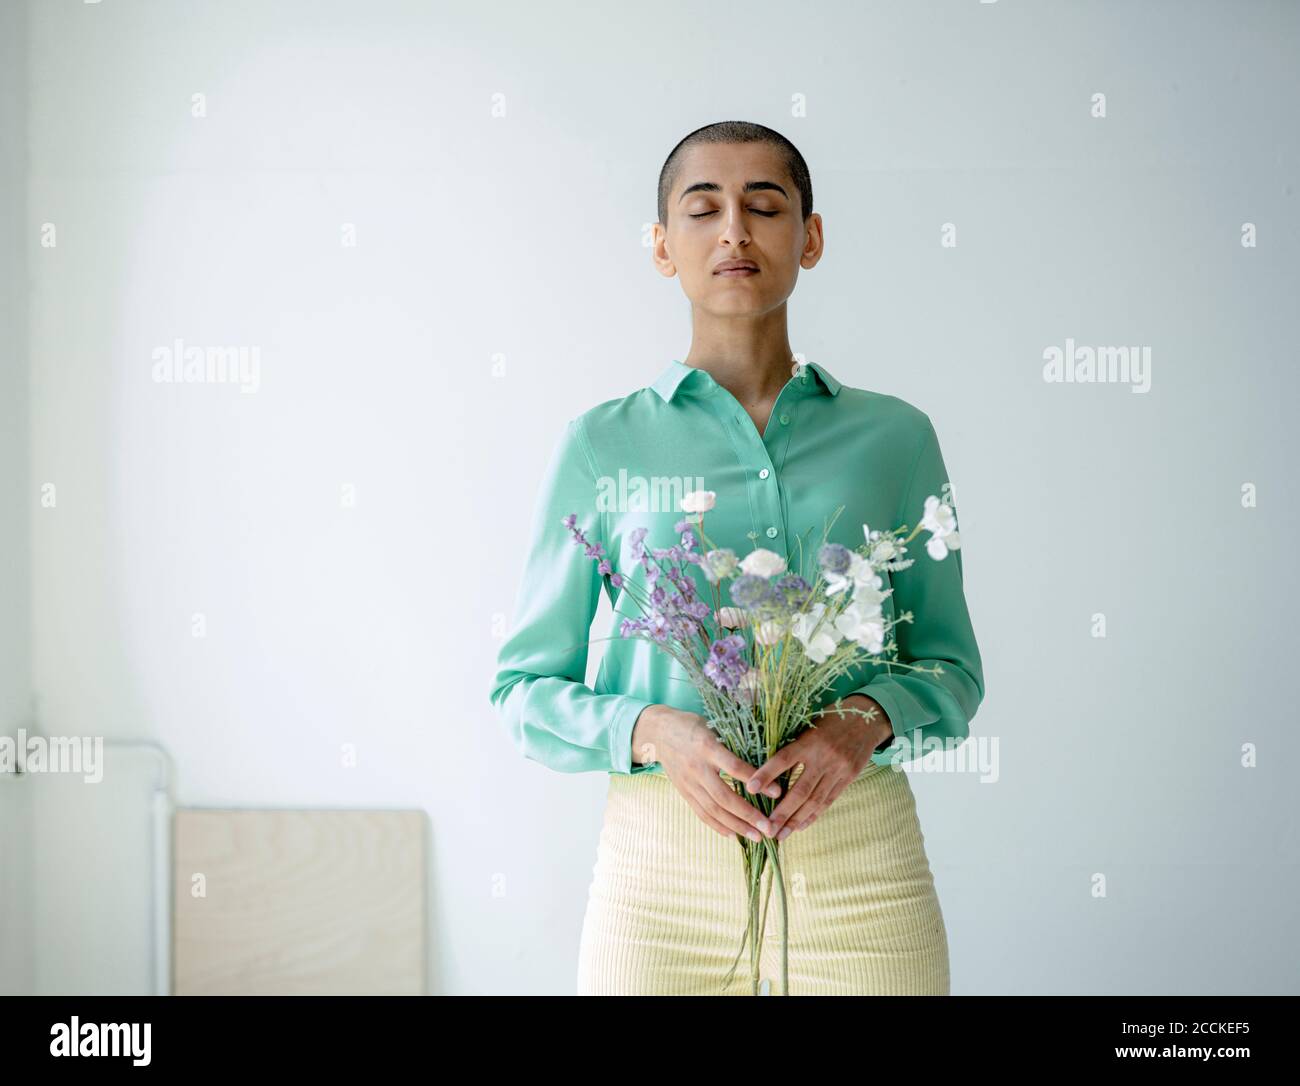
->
xmin=762 ymin=836 xmax=789 ymax=995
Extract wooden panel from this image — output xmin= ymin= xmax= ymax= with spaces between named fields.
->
xmin=173 ymin=809 xmax=426 ymax=995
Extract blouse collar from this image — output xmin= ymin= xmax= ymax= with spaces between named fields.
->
xmin=650 ymin=359 xmax=842 ymax=402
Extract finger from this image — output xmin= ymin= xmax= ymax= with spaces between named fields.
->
xmin=666 ymin=769 xmax=737 ymax=838
xmin=779 ymin=774 xmax=843 ymax=838
xmin=697 ymin=811 xmax=738 ymax=839
xmin=680 ymin=784 xmax=741 ymax=838
xmin=717 ymin=765 xmax=764 ymax=796
xmin=703 ymin=773 xmax=778 ymax=836
xmin=766 ymin=767 xmax=824 ymax=834
xmin=716 ymin=752 xmax=781 ymax=799
xmin=745 ymin=745 xmax=802 ymax=796
xmin=688 ymin=784 xmax=767 ymax=841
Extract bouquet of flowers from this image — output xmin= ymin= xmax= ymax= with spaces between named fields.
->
xmin=562 ymin=489 xmax=962 ymax=995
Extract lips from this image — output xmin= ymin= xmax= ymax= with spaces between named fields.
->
xmin=714 ymin=261 xmax=758 ymax=274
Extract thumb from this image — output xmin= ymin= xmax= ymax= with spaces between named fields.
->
xmin=745 ymin=746 xmax=800 ymax=797
xmin=719 ymin=754 xmax=780 ymax=799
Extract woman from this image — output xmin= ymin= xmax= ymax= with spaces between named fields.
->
xmin=489 ymin=121 xmax=985 ymax=995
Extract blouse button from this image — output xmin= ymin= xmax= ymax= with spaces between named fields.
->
xmin=758 ymin=468 xmax=770 ymax=479
xmin=765 ymin=526 xmax=779 ymax=538
xmin=779 ymin=413 xmax=790 ymax=425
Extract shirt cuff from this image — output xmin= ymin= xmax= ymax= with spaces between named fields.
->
xmin=856 ymin=676 xmax=941 ymax=759
xmin=610 ymin=696 xmax=657 ymax=775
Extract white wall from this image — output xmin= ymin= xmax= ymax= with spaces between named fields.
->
xmin=12 ymin=0 xmax=1300 ymax=994
xmin=0 ymin=0 xmax=33 ymax=997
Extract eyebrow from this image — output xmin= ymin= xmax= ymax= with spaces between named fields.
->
xmin=678 ymin=180 xmax=789 ymax=203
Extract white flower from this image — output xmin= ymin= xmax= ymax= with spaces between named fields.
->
xmin=736 ymin=669 xmax=761 ymax=704
xmin=824 ymin=552 xmax=883 ymax=597
xmin=834 ymin=600 xmax=886 ymax=654
xmin=926 ymin=534 xmax=957 ymax=560
xmin=702 ymin=548 xmax=739 ymax=583
xmin=920 ymin=495 xmax=961 ymax=560
xmin=681 ymin=490 xmax=717 ymax=513
xmin=864 ymin=523 xmax=902 ymax=564
xmin=715 ymin=606 xmax=746 ymax=629
xmin=754 ymin=619 xmax=787 ymax=646
xmin=852 ymin=579 xmax=890 ymax=613
xmin=789 ymin=603 xmax=840 ymax=664
xmin=702 ymin=548 xmax=743 ymax=582
xmin=920 ymin=495 xmax=957 ymax=535
xmin=822 ymin=552 xmax=863 ymax=595
xmin=739 ymin=548 xmax=787 ymax=578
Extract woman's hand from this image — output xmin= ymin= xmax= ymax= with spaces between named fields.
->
xmin=743 ymin=695 xmax=893 ymax=841
xmin=632 ymin=705 xmax=782 ymax=841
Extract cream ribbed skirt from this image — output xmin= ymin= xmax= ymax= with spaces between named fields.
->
xmin=576 ymin=761 xmax=950 ymax=995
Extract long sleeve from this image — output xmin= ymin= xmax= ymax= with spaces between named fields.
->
xmin=488 ymin=417 xmax=656 ymax=775
xmin=858 ymin=416 xmax=985 ymax=767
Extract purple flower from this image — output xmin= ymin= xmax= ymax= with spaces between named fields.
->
xmin=651 ymin=545 xmax=687 ymax=563
xmin=628 ymin=526 xmax=649 ymax=560
xmin=569 ymin=511 xmax=708 ymax=652
xmin=729 ymin=574 xmax=774 ymax=610
xmin=563 ymin=512 xmax=623 ymax=592
xmin=819 ymin=542 xmax=851 ymax=574
xmin=703 ymin=633 xmax=749 ymax=693
xmin=774 ymin=574 xmax=813 ymax=608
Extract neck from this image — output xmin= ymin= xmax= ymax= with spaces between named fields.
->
xmin=682 ymin=308 xmax=796 ymax=406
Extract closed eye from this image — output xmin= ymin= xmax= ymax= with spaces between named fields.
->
xmin=689 ymin=209 xmax=779 ymax=219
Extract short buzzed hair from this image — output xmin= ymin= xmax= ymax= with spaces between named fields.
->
xmin=657 ymin=120 xmax=813 ymax=228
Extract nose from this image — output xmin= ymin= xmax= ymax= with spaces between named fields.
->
xmin=717 ymin=201 xmax=752 ymax=247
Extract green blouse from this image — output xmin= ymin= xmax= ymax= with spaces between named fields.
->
xmin=489 ymin=359 xmax=985 ymax=777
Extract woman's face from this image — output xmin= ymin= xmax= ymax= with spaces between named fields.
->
xmin=654 ymin=141 xmax=823 ymax=317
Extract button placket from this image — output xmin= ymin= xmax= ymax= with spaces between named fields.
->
xmin=698 ymin=373 xmax=809 ymax=552
xmin=697 ymin=390 xmax=762 ymax=542
xmin=757 ymin=382 xmax=807 ymax=549
xmin=724 ymin=403 xmax=781 ymax=547
xmin=747 ymin=425 xmax=781 ymax=545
